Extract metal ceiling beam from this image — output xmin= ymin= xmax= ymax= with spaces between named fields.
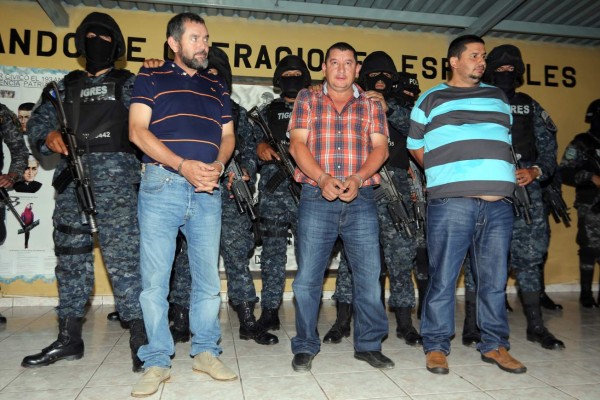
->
xmin=37 ymin=0 xmax=600 ymax=42
xmin=121 ymin=0 xmax=476 ymax=28
xmin=462 ymin=0 xmax=525 ymax=37
xmin=36 ymin=0 xmax=69 ymax=27
xmin=495 ymin=20 xmax=600 ymax=40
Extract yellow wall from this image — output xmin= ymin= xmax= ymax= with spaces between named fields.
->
xmin=2 ymin=2 xmax=600 ymax=297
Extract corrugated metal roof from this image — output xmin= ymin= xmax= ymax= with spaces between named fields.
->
xmin=32 ymin=0 xmax=600 ymax=47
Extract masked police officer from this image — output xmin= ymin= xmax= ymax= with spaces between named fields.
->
xmin=22 ymin=12 xmax=147 ymax=371
xmin=464 ymin=44 xmax=564 ymax=350
xmin=561 ymin=99 xmax=600 ymax=307
xmin=254 ymin=55 xmax=311 ymax=332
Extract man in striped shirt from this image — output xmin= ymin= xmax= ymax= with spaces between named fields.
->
xmin=129 ymin=12 xmax=235 ymax=397
xmin=407 ymin=35 xmax=526 ymax=375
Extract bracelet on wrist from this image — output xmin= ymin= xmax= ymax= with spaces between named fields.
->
xmin=177 ymin=158 xmax=187 ymax=176
xmin=213 ymin=160 xmax=225 ymax=177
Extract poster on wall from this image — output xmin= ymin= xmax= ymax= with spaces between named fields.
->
xmin=0 ymin=65 xmax=303 ymax=286
xmin=0 ymin=66 xmax=66 ymax=283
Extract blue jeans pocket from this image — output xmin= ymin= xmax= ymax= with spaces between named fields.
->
xmin=141 ymin=167 xmax=171 ymax=194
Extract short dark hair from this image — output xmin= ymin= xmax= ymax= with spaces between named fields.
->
xmin=325 ymin=42 xmax=357 ymax=62
xmin=18 ymin=102 xmax=35 ymax=111
xmin=447 ymin=35 xmax=485 ymax=59
xmin=166 ymin=12 xmax=205 ymax=41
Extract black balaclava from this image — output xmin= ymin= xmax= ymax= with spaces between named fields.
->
xmin=85 ymin=26 xmax=116 ymax=75
xmin=279 ymin=75 xmax=306 ymax=99
xmin=492 ymin=70 xmax=516 ymax=98
xmin=364 ymin=73 xmax=394 ymax=96
xmin=590 ymin=115 xmax=600 ymax=135
xmin=208 ymin=47 xmax=233 ymax=92
xmin=586 ymin=100 xmax=600 ymax=135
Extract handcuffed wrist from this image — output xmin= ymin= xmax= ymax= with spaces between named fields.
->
xmin=213 ymin=160 xmax=225 ymax=177
xmin=349 ymin=174 xmax=364 ymax=188
xmin=177 ymin=158 xmax=187 ymax=176
xmin=317 ymin=172 xmax=330 ymax=187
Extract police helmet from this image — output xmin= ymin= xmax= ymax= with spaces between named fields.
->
xmin=396 ymin=72 xmax=421 ymax=96
xmin=208 ymin=47 xmax=233 ymax=92
xmin=75 ymin=12 xmax=126 ymax=59
xmin=484 ymin=44 xmax=525 ymax=79
xmin=272 ymin=55 xmax=311 ymax=89
xmin=585 ymin=99 xmax=600 ymax=123
xmin=358 ymin=51 xmax=398 ymax=84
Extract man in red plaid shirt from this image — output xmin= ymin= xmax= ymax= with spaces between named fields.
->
xmin=288 ymin=42 xmax=393 ymax=372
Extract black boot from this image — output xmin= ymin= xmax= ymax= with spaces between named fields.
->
xmin=323 ymin=302 xmax=352 ymax=344
xmin=169 ymin=303 xmax=190 ymax=343
xmin=462 ymin=291 xmax=480 ymax=347
xmin=540 ymin=292 xmax=563 ymax=310
xmin=0 ymin=313 xmax=6 ymax=324
xmin=416 ymin=278 xmax=428 ymax=320
xmin=521 ymin=291 xmax=565 ymax=350
xmin=395 ymin=307 xmax=422 ymax=346
xmin=257 ymin=307 xmax=281 ymax=331
xmin=107 ymin=311 xmax=121 ymax=322
xmin=129 ymin=319 xmax=147 ymax=373
xmin=236 ymin=301 xmax=278 ymax=345
xmin=21 ymin=317 xmax=84 ymax=367
xmin=580 ymin=267 xmax=598 ymax=308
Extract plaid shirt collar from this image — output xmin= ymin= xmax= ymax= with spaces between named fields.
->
xmin=323 ymin=81 xmax=361 ymax=99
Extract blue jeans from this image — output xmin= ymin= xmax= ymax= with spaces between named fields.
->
xmin=422 ymin=197 xmax=513 ymax=355
xmin=291 ymin=184 xmax=388 ymax=355
xmin=137 ymin=165 xmax=222 ymax=368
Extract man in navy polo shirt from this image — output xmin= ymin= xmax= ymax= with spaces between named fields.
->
xmin=128 ymin=12 xmax=235 ymax=397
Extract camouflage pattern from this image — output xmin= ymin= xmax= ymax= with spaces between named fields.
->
xmin=0 ymin=103 xmax=28 ymax=176
xmin=333 ymin=98 xmax=417 ymax=308
xmin=254 ymin=100 xmax=298 ymax=310
xmin=169 ymin=103 xmax=260 ymax=307
xmin=560 ymin=130 xmax=600 ymax=266
xmin=27 ymin=71 xmax=143 ymax=321
xmin=510 ymin=99 xmax=557 ymax=292
xmin=465 ymin=97 xmax=558 ymax=293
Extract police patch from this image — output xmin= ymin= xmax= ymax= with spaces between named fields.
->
xmin=541 ymin=110 xmax=557 ymax=134
xmin=564 ymin=147 xmax=577 ymax=160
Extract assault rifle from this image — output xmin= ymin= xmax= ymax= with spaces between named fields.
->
xmin=43 ymin=82 xmax=98 ymax=233
xmin=408 ymin=159 xmax=426 ymax=231
xmin=511 ymin=146 xmax=533 ymax=225
xmin=226 ymin=154 xmax=257 ymax=222
xmin=584 ymin=143 xmax=600 ymax=213
xmin=542 ymin=181 xmax=571 ymax=227
xmin=0 ymin=188 xmax=40 ymax=234
xmin=375 ymin=166 xmax=414 ymax=238
xmin=247 ymin=106 xmax=301 ymax=204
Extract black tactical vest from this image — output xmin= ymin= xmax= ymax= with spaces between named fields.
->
xmin=387 ymin=122 xmax=409 ymax=169
xmin=63 ymin=69 xmax=133 ymax=153
xmin=510 ymin=92 xmax=537 ymax=162
xmin=266 ymin=99 xmax=292 ymax=146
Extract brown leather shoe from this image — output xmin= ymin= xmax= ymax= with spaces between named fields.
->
xmin=426 ymin=351 xmax=449 ymax=374
xmin=481 ymin=347 xmax=527 ymax=374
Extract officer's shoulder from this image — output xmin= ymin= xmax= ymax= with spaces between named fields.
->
xmin=110 ymin=68 xmax=135 ymax=80
xmin=573 ymin=132 xmax=596 ymax=145
xmin=515 ymin=92 xmax=533 ymax=101
xmin=64 ymin=70 xmax=87 ymax=84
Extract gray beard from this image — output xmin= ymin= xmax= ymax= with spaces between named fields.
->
xmin=182 ymin=53 xmax=208 ymax=70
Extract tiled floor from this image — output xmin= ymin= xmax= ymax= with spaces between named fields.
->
xmin=1 ymin=292 xmax=599 ymax=399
